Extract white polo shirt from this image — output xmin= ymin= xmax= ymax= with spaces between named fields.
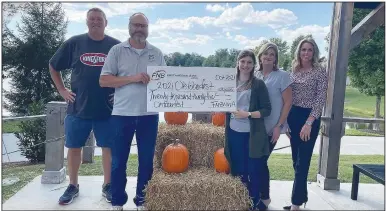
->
xmin=101 ymin=40 xmax=166 ymax=116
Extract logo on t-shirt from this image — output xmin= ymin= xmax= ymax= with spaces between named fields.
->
xmin=80 ymin=53 xmax=107 ymax=67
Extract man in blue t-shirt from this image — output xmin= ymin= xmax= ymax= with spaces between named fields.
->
xmin=49 ymin=8 xmax=120 ymax=205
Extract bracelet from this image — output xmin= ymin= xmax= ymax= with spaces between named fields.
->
xmin=276 ymin=123 xmax=284 ymax=129
xmin=305 ymin=120 xmax=313 ymax=126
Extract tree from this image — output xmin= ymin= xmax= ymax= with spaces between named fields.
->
xmin=202 ymin=55 xmax=217 ymax=67
xmin=2 ymin=2 xmax=70 ymax=115
xmin=348 ymin=8 xmax=385 ymax=122
xmin=15 ymin=100 xmax=46 ymax=163
xmin=202 ymin=48 xmax=241 ymax=68
xmin=2 ymin=3 xmax=26 ymax=28
xmin=165 ymin=52 xmax=205 ymax=67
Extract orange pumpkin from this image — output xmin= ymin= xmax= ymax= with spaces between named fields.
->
xmin=164 ymin=112 xmax=188 ymax=125
xmin=214 ymin=148 xmax=230 ymax=174
xmin=212 ymin=112 xmax=225 ymax=126
xmin=162 ymin=139 xmax=189 ymax=173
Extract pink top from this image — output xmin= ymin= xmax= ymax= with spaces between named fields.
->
xmin=290 ymin=66 xmax=328 ymax=119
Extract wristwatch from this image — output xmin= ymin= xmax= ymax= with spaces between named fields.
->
xmin=248 ymin=112 xmax=252 ymax=118
xmin=305 ymin=120 xmax=313 ymax=126
xmin=277 ymin=123 xmax=284 ymax=129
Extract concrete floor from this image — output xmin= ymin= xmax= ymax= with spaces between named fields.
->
xmin=2 ymin=175 xmax=384 ymax=210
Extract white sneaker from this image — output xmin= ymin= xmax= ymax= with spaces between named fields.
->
xmin=111 ymin=206 xmax=123 ymax=210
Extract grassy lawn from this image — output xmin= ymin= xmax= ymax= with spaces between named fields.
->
xmin=344 ymin=86 xmax=384 ymax=118
xmin=2 ymin=154 xmax=384 ymax=203
xmin=345 ymin=128 xmax=383 ymax=137
xmin=2 ymin=120 xmax=22 ymax=133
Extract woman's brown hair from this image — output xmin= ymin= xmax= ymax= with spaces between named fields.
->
xmin=236 ymin=49 xmax=256 ymax=91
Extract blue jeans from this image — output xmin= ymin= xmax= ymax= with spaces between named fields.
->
xmin=227 ymin=128 xmax=268 ymax=209
xmin=64 ymin=114 xmax=112 ymax=148
xmin=110 ymin=115 xmax=159 ymax=207
xmin=288 ymin=106 xmax=320 ymax=205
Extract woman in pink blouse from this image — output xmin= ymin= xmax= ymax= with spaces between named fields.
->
xmin=284 ymin=38 xmax=328 ymax=211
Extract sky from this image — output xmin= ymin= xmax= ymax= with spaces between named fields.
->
xmin=2 ymin=2 xmax=333 ymax=115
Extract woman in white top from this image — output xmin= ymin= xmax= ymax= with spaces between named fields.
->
xmin=255 ymin=42 xmax=293 ymax=208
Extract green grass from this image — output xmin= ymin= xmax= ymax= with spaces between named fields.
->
xmin=2 ymin=121 xmax=22 ymax=133
xmin=268 ymin=154 xmax=384 ymax=183
xmin=344 ymin=128 xmax=384 ymax=137
xmin=2 ymin=154 xmax=384 ymax=203
xmin=344 ymin=86 xmax=385 ymax=118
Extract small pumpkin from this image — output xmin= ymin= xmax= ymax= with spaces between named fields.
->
xmin=162 ymin=139 xmax=189 ymax=173
xmin=212 ymin=112 xmax=226 ymax=126
xmin=164 ymin=112 xmax=189 ymax=125
xmin=214 ymin=148 xmax=230 ymax=174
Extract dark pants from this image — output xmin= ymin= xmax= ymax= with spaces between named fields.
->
xmin=287 ymin=106 xmax=320 ymax=205
xmin=110 ymin=115 xmax=159 ymax=207
xmin=228 ymin=128 xmax=268 ymax=209
xmin=259 ymin=135 xmax=277 ymax=200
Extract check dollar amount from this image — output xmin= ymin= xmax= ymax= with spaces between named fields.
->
xmin=146 ymin=66 xmax=237 ymax=112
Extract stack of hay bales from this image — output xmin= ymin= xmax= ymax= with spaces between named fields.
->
xmin=144 ymin=122 xmax=251 ymax=210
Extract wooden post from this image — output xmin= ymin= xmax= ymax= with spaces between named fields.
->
xmin=41 ymin=101 xmax=67 ymax=184
xmin=349 ymin=3 xmax=385 ymax=50
xmin=82 ymin=132 xmax=95 ymax=163
xmin=317 ymin=2 xmax=354 ymax=190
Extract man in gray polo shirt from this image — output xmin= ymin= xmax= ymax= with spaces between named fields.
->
xmin=99 ymin=12 xmax=166 ymax=210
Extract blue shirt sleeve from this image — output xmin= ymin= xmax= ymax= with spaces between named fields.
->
xmin=49 ymin=38 xmax=74 ymax=71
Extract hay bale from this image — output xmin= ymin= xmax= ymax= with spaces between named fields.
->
xmin=144 ymin=168 xmax=251 ymax=210
xmin=146 ymin=122 xmax=251 ymax=210
xmin=154 ymin=122 xmax=225 ymax=169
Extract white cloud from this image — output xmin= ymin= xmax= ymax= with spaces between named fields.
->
xmin=214 ymin=3 xmax=253 ymax=26
xmin=105 ymin=27 xmax=129 ymax=42
xmin=276 ymin=24 xmax=330 ymax=42
xmin=226 ymin=32 xmax=232 ymax=39
xmin=63 ymin=3 xmax=162 ymax=23
xmin=276 ymin=24 xmax=331 ymax=57
xmin=234 ymin=35 xmax=267 ymax=49
xmin=244 ymin=8 xmax=298 ymax=27
xmin=151 ymin=3 xmax=298 ymax=33
xmin=173 ymin=35 xmax=213 ymax=45
xmin=206 ymin=4 xmax=228 ymax=12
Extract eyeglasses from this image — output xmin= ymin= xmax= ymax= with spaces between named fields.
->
xmin=130 ymin=23 xmax=148 ymax=29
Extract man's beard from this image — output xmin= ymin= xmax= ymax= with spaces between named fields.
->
xmin=131 ymin=32 xmax=147 ymax=43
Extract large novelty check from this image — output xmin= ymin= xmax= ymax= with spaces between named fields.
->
xmin=146 ymin=66 xmax=237 ymax=112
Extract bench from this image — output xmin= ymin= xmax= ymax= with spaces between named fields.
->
xmin=351 ymin=164 xmax=385 ymax=200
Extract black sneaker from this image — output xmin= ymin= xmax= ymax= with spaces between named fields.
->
xmin=102 ymin=183 xmax=112 ymax=203
xmin=59 ymin=184 xmax=79 ymax=205
xmin=133 ymin=196 xmax=145 ymax=207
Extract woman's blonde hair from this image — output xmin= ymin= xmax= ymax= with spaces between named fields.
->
xmin=291 ymin=37 xmax=321 ymax=72
xmin=256 ymin=42 xmax=279 ymax=72
xmin=236 ymin=49 xmax=256 ymax=91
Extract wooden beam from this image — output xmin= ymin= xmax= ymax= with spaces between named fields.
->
xmin=350 ymin=3 xmax=385 ymax=50
xmin=342 ymin=117 xmax=384 ymax=124
xmin=317 ymin=2 xmax=354 ymax=191
xmin=321 ymin=116 xmax=384 ymax=124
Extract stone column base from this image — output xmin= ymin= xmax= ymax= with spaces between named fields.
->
xmin=41 ymin=167 xmax=66 ymax=184
xmin=317 ymin=174 xmax=340 ymax=190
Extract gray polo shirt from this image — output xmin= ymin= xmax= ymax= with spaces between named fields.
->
xmin=255 ymin=69 xmax=292 ymax=135
xmin=101 ymin=40 xmax=166 ymax=116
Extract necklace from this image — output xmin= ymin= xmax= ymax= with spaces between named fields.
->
xmin=237 ymin=80 xmax=248 ymax=91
